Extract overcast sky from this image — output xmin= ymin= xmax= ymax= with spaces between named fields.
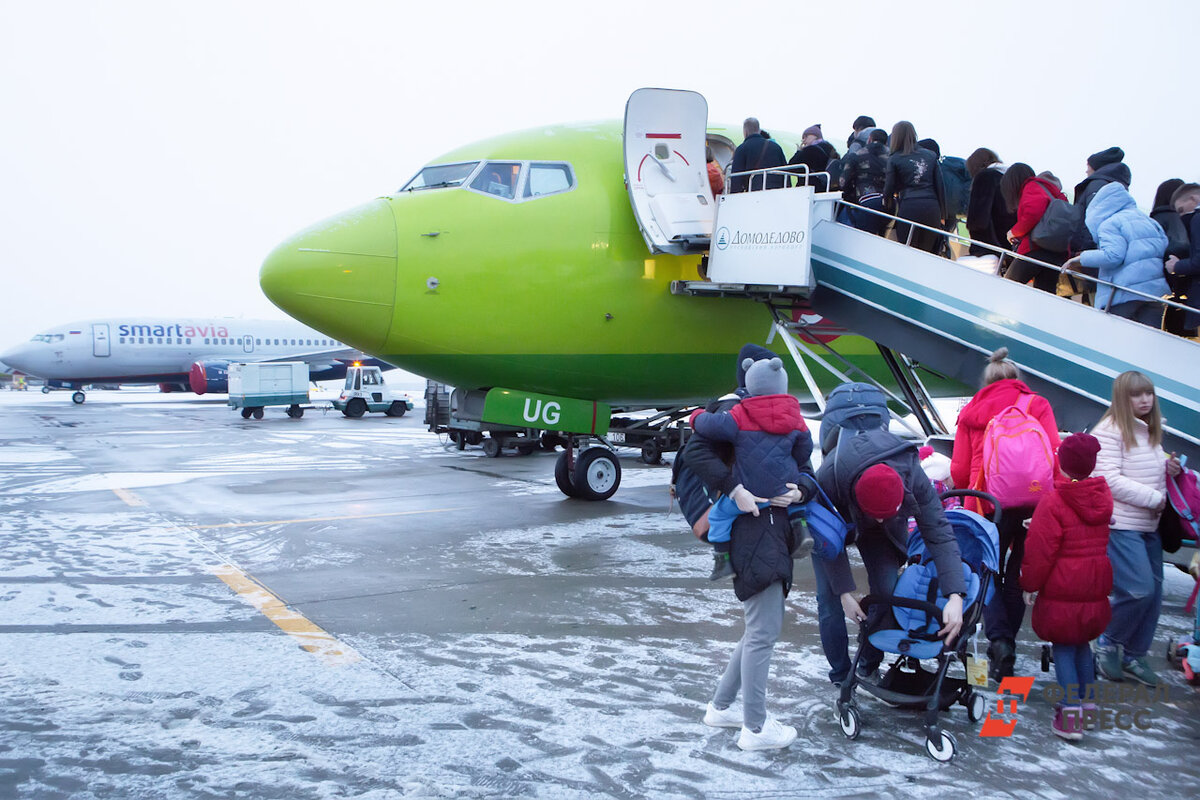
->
xmin=1 ymin=0 xmax=1196 ymax=350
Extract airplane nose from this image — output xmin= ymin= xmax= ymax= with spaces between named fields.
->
xmin=260 ymin=199 xmax=398 ymax=352
xmin=0 ymin=344 xmax=31 ymax=373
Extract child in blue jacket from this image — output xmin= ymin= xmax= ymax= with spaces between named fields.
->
xmin=690 ymin=356 xmax=815 ymax=579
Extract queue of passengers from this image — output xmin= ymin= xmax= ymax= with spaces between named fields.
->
xmin=726 ymin=117 xmax=1200 ymax=339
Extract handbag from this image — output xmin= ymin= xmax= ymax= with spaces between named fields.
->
xmin=1029 ymin=183 xmax=1083 ymax=253
xmin=1159 ymin=502 xmax=1185 ymax=554
xmin=797 ymin=483 xmax=851 ymax=561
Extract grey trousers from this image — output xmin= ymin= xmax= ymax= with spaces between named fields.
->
xmin=711 ymin=580 xmax=785 ymax=731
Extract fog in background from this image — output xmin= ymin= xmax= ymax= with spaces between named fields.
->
xmin=2 ymin=0 xmax=1196 ymax=350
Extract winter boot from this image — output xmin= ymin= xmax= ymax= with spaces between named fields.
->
xmin=987 ymin=639 xmax=1016 ymax=683
xmin=1052 ymin=705 xmax=1084 ymax=741
xmin=790 ymin=515 xmax=814 ymax=560
xmin=708 ymin=552 xmax=735 ymax=581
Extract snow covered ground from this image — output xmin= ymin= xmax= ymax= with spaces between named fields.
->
xmin=0 ymin=392 xmax=1197 ymax=798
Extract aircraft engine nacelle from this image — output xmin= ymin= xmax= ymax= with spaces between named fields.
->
xmin=188 ymin=360 xmax=230 ymax=395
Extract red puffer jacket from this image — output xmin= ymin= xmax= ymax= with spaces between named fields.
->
xmin=1009 ymin=177 xmax=1067 ymax=255
xmin=1020 ymin=476 xmax=1114 ymax=644
xmin=950 ymin=378 xmax=1061 ymax=510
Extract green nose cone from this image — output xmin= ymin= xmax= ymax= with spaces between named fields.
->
xmin=260 ymin=199 xmax=398 ymax=353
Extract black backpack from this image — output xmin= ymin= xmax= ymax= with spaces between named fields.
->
xmin=940 ymin=156 xmax=972 ymax=219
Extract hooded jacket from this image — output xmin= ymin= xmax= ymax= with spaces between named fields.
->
xmin=1009 ymin=177 xmax=1067 ymax=256
xmin=950 ymin=378 xmax=1061 ymax=509
xmin=1070 ymin=162 xmax=1132 ymax=251
xmin=1078 ymin=182 xmax=1170 ymax=310
xmin=1020 ymin=476 xmax=1114 ymax=643
xmin=690 ymin=395 xmax=812 ymax=498
xmin=817 ymin=428 xmax=967 ymax=597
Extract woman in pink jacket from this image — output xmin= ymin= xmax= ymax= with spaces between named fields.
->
xmin=1092 ymin=371 xmax=1182 ymax=687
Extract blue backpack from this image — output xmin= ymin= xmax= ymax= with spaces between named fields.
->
xmin=796 ymin=482 xmax=851 ymax=561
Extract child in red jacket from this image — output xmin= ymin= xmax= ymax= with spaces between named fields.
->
xmin=1020 ymin=433 xmax=1113 ymax=741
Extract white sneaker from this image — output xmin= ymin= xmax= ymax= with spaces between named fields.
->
xmin=736 ymin=717 xmax=797 ymax=751
xmin=703 ymin=702 xmax=742 ymax=728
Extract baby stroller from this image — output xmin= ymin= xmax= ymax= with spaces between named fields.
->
xmin=836 ymin=490 xmax=1001 ymax=762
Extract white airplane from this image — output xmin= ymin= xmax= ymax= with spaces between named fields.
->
xmin=0 ymin=317 xmax=388 ymax=403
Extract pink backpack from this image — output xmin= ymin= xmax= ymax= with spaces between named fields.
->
xmin=1166 ymin=458 xmax=1200 ymax=542
xmin=977 ymin=394 xmax=1055 ymax=509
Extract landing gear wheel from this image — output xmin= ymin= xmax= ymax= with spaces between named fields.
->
xmin=240 ymin=408 xmax=253 ymax=419
xmin=344 ymin=398 xmax=366 ymax=418
xmin=71 ymin=391 xmax=85 ymax=404
xmin=838 ymin=704 xmax=861 ymax=739
xmin=517 ymin=443 xmax=536 ymax=456
xmin=554 ymin=451 xmax=578 ymax=497
xmin=286 ymin=405 xmax=304 ymax=419
xmin=252 ymin=407 xmax=264 ymax=420
xmin=482 ymin=438 xmax=502 ymax=458
xmin=385 ymin=401 xmax=407 ymax=417
xmin=573 ymin=447 xmax=621 ymax=501
xmin=640 ymin=438 xmax=662 ymax=465
xmin=925 ymin=730 xmax=956 ymax=763
xmin=42 ymin=386 xmax=51 ymax=394
xmin=966 ymin=690 xmax=986 ymax=723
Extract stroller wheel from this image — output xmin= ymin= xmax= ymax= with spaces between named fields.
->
xmin=838 ymin=704 xmax=861 ymax=740
xmin=966 ymin=691 xmax=986 ymax=723
xmin=925 ymin=730 xmax=957 ymax=763
xmin=1041 ymin=644 xmax=1052 ymax=672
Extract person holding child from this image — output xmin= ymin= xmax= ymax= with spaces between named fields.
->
xmin=1092 ymin=371 xmax=1182 ymax=686
xmin=1020 ymin=433 xmax=1113 ymax=741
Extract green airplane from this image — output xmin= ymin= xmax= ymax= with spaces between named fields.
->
xmin=260 ymin=90 xmax=958 ymax=499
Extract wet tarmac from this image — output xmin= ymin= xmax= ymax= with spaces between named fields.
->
xmin=1 ymin=387 xmax=1198 ymax=799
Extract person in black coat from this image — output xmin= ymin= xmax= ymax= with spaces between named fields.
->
xmin=965 ymin=148 xmax=1016 ymax=257
xmin=838 ymin=128 xmax=889 ymax=235
xmin=1070 ymin=147 xmax=1132 ymax=252
xmin=730 ymin=118 xmax=787 ymax=193
xmin=882 ymin=121 xmax=945 ymax=253
xmin=1165 ymin=182 xmax=1200 ymax=335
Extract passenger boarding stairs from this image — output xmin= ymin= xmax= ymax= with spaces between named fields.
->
xmin=672 ymin=183 xmax=1200 ymax=463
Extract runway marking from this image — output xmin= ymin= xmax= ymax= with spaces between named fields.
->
xmin=112 ymin=488 xmax=147 ymax=507
xmin=190 ymin=507 xmax=464 ymax=530
xmin=211 ymin=563 xmax=362 ymax=666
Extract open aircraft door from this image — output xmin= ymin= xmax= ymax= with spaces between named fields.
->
xmin=623 ymin=88 xmax=713 ymax=255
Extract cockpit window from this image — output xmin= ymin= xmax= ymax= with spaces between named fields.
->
xmin=469 ymin=162 xmax=522 ymax=200
xmin=31 ymin=333 xmax=64 ymax=343
xmin=401 ymin=162 xmax=480 ymax=192
xmin=524 ymin=163 xmax=575 ymax=198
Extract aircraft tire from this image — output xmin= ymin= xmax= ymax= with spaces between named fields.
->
xmin=554 ymin=451 xmax=579 ymax=497
xmin=385 ymin=401 xmax=407 ymax=417
xmin=241 ymin=408 xmax=253 ymax=419
xmin=482 ymin=437 xmax=502 ymax=458
xmin=72 ymin=391 xmax=86 ymax=405
xmin=252 ymin=407 xmax=264 ymax=420
xmin=42 ymin=386 xmax=51 ymax=394
xmin=573 ymin=447 xmax=621 ymax=501
xmin=345 ymin=399 xmax=367 ymax=418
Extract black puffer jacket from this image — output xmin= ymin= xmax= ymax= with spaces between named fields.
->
xmin=730 ymin=506 xmax=795 ymax=601
xmin=1071 ymin=163 xmax=1132 ymax=251
xmin=817 ymin=428 xmax=966 ymax=597
xmin=966 ymin=165 xmax=1016 ymax=255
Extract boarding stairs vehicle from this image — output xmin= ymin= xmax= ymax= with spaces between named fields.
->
xmin=334 ymin=365 xmax=413 ymax=418
xmin=623 ymin=88 xmax=1200 ymax=466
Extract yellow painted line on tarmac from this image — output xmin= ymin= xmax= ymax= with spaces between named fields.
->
xmin=112 ymin=488 xmax=147 ymax=507
xmin=211 ymin=563 xmax=362 ymax=666
xmin=190 ymin=506 xmax=464 ymax=530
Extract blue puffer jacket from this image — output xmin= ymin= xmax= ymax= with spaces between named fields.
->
xmin=1079 ymin=182 xmax=1169 ymax=310
xmin=690 ymin=395 xmax=813 ymax=498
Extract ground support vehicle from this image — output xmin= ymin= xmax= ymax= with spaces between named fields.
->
xmin=333 ymin=365 xmax=413 ymax=418
xmin=227 ymin=362 xmax=309 ymax=420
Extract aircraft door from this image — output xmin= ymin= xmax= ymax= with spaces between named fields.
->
xmin=243 ymin=335 xmax=254 ymax=354
xmin=623 ymin=88 xmax=713 ymax=255
xmin=92 ymin=323 xmax=110 ymax=357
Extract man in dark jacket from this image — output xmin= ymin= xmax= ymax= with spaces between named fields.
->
xmin=730 ymin=118 xmax=786 ymax=193
xmin=815 ymin=426 xmax=966 ymax=681
xmin=1166 ymin=182 xmax=1200 ymax=334
xmin=838 ymin=128 xmax=889 ymax=235
xmin=1070 ymin=146 xmax=1132 ymax=252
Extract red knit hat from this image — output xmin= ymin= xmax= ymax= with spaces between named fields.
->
xmin=1058 ymin=432 xmax=1101 ymax=480
xmin=854 ymin=464 xmax=905 ymax=519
